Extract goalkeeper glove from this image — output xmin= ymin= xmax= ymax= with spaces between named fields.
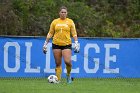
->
xmin=74 ymin=41 xmax=80 ymax=53
xmin=43 ymin=41 xmax=47 ymax=54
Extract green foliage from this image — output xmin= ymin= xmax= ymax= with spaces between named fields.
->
xmin=0 ymin=0 xmax=140 ymax=37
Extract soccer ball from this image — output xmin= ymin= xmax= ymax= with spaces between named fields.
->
xmin=47 ymin=75 xmax=58 ymax=83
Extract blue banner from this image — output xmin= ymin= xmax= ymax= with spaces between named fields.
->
xmin=0 ymin=36 xmax=140 ymax=78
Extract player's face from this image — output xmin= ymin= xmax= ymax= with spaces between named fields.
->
xmin=59 ymin=9 xmax=67 ymax=20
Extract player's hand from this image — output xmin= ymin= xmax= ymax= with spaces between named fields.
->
xmin=74 ymin=41 xmax=80 ymax=53
xmin=43 ymin=41 xmax=47 ymax=54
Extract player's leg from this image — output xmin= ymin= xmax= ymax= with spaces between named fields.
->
xmin=62 ymin=49 xmax=72 ymax=83
xmin=53 ymin=49 xmax=62 ymax=81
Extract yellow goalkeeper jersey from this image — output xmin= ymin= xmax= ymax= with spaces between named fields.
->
xmin=47 ymin=18 xmax=77 ymax=46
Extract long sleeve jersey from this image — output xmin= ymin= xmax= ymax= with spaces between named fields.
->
xmin=47 ymin=18 xmax=77 ymax=46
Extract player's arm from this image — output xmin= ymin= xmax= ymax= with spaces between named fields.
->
xmin=45 ymin=21 xmax=55 ymax=44
xmin=43 ymin=21 xmax=55 ymax=54
xmin=70 ymin=21 xmax=77 ymax=40
xmin=70 ymin=20 xmax=79 ymax=53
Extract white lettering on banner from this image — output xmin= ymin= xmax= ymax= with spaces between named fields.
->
xmin=44 ymin=43 xmax=55 ymax=73
xmin=103 ymin=44 xmax=120 ymax=73
xmin=25 ymin=43 xmax=40 ymax=73
xmin=84 ymin=44 xmax=100 ymax=73
xmin=3 ymin=41 xmax=120 ymax=74
xmin=4 ymin=42 xmax=20 ymax=72
xmin=64 ymin=43 xmax=80 ymax=73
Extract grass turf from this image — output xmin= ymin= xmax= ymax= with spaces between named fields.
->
xmin=0 ymin=78 xmax=140 ymax=93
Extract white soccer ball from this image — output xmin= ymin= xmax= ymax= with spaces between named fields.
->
xmin=47 ymin=75 xmax=58 ymax=83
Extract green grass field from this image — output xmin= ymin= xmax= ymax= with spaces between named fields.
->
xmin=0 ymin=78 xmax=140 ymax=93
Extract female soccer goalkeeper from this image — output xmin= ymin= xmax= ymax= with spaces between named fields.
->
xmin=43 ymin=6 xmax=79 ymax=83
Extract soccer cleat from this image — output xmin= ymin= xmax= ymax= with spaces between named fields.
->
xmin=66 ymin=75 xmax=72 ymax=84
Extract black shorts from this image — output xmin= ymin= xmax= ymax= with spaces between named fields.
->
xmin=52 ymin=43 xmax=72 ymax=50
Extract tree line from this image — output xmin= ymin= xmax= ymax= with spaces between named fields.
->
xmin=0 ymin=0 xmax=140 ymax=37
